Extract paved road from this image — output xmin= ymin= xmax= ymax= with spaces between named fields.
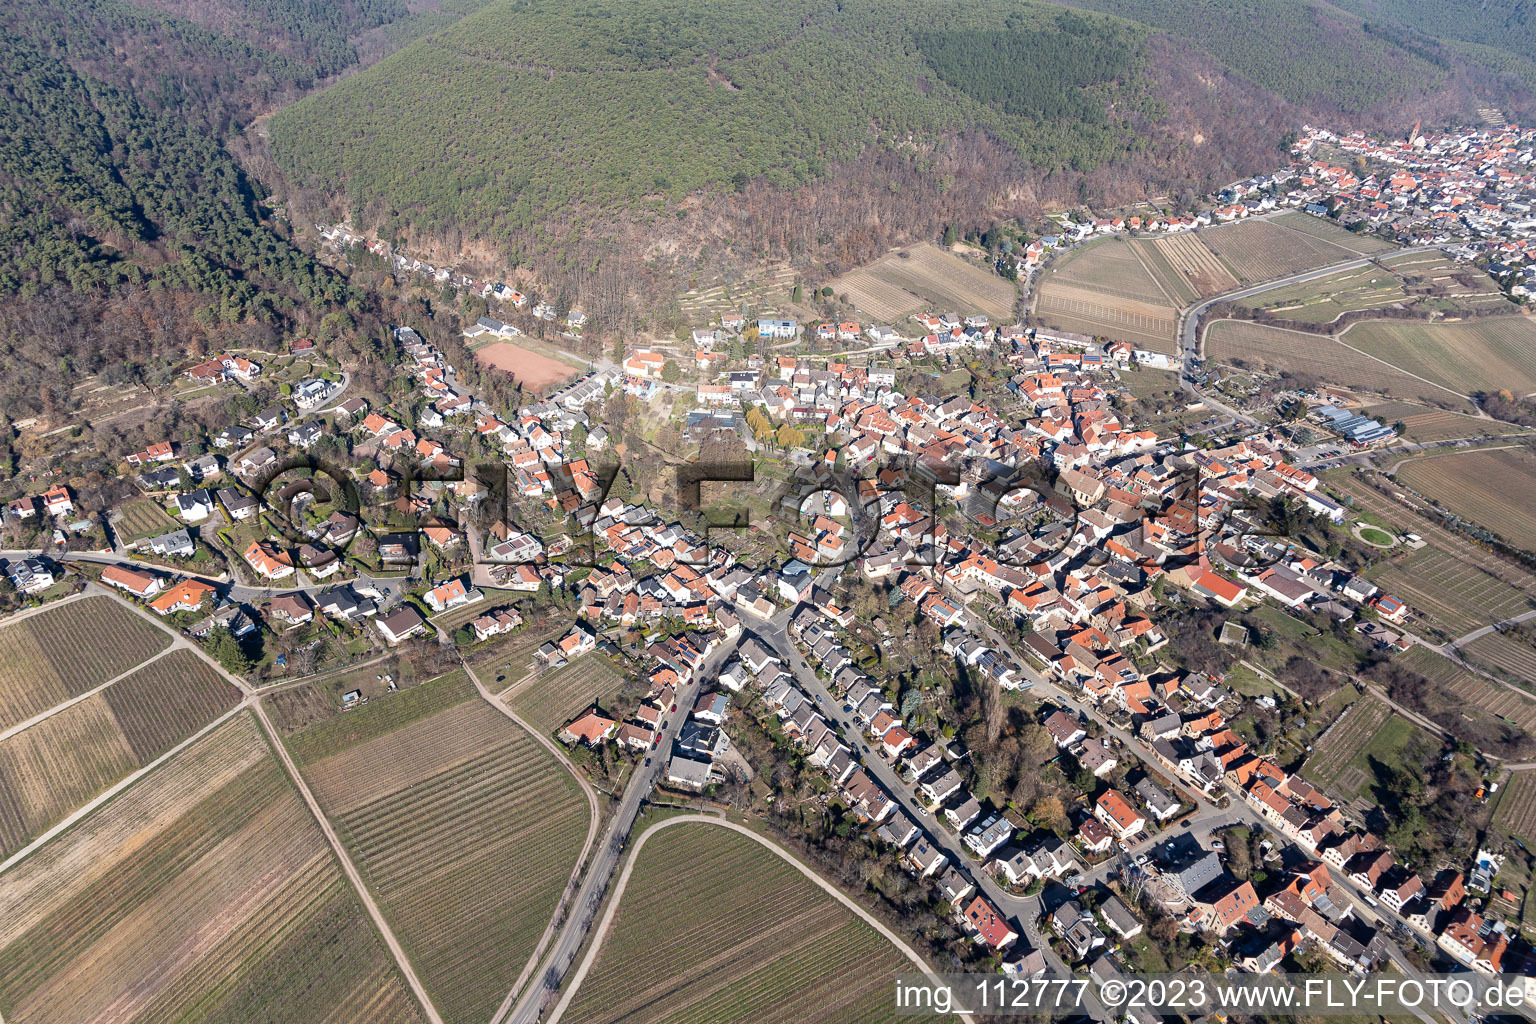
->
xmin=499 ymin=634 xmax=741 ymax=1024
xmin=960 ymin=610 xmax=1465 ymax=1019
xmin=469 ymin=661 xmax=604 ymax=1024
xmin=1176 ymin=244 xmax=1444 ymax=430
xmin=545 ymin=815 xmax=969 ymax=1024
xmin=1 ymin=547 xmax=412 ymax=608
xmin=753 ymin=611 xmax=1094 ymax=1003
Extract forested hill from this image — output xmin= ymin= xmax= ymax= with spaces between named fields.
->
xmin=269 ymin=0 xmax=1160 ymax=248
xmin=267 ymin=0 xmax=1528 ymax=309
xmin=0 ymin=0 xmax=442 ymax=422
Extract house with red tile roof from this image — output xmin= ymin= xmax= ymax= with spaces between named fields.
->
xmin=962 ymin=896 xmax=1019 ymax=950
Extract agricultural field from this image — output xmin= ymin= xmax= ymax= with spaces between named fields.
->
xmin=0 ymin=648 xmax=241 ymax=857
xmin=1206 ymin=320 xmax=1475 ymax=410
xmin=1141 ymin=232 xmax=1237 ymax=299
xmin=1342 ymin=317 xmax=1536 ymax=397
xmin=1462 ymin=632 xmax=1536 ymax=691
xmin=1235 ymin=249 xmax=1502 ymax=324
xmin=293 ymin=673 xmax=590 ymax=1024
xmin=1305 ymin=697 xmax=1391 ymax=788
xmin=561 ymin=821 xmax=920 ymax=1024
xmin=282 ymin=668 xmax=475 ymax=761
xmin=1200 ymin=219 xmax=1365 ymax=282
xmin=1357 ymin=401 xmax=1521 ymax=443
xmin=468 ymin=622 xmax=564 ymax=687
xmin=114 ymin=497 xmax=180 ymax=543
xmin=0 ymin=713 xmax=425 ymax=1024
xmin=1366 ymin=545 xmax=1535 ymax=639
xmin=1270 ymin=211 xmax=1398 ymax=255
xmin=506 ymin=653 xmax=630 ymax=734
xmin=432 ymin=590 xmax=523 ymax=634
xmin=679 ymin=263 xmax=796 ymax=326
xmin=831 ymin=243 xmax=1016 ymax=323
xmin=1402 ymin=645 xmax=1536 ymax=733
xmin=1035 ymin=237 xmax=1179 ymax=352
xmin=1494 ymin=770 xmax=1536 ymax=848
xmin=1331 ymin=473 xmax=1536 ymax=598
xmin=1396 ymin=447 xmax=1536 ymax=543
xmin=0 ymin=596 xmax=170 ymax=733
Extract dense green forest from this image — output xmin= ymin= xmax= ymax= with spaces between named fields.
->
xmin=271 ymin=0 xmax=1160 ymax=247
xmin=0 ymin=0 xmax=450 ymax=422
xmin=271 ymin=0 xmax=1525 ymax=268
xmin=914 ymin=12 xmax=1140 ymax=123
xmin=1330 ymin=0 xmax=1536 ymax=86
xmin=1058 ymin=0 xmax=1450 ymax=112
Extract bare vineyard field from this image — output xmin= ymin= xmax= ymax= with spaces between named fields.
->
xmin=1130 ymin=239 xmax=1200 ymax=305
xmin=1396 ymin=447 xmax=1536 ymax=542
xmin=1206 ymin=321 xmax=1474 ymax=410
xmin=1143 ymin=233 xmax=1237 ymax=298
xmin=1202 ymin=219 xmax=1363 ymax=282
xmin=0 ymin=648 xmax=238 ymax=865
xmin=1462 ymin=632 xmax=1536 ymax=691
xmin=1035 ymin=284 xmax=1177 ymax=352
xmin=0 ymin=713 xmax=424 ymax=1024
xmin=284 ymin=668 xmax=474 ymax=763
xmin=114 ymin=498 xmax=180 ymax=543
xmin=507 ymin=654 xmax=628 ymax=734
xmin=832 ymin=244 xmax=1016 ymax=323
xmin=0 ymin=597 xmax=170 ymax=732
xmin=0 ymin=695 xmax=136 ymax=858
xmin=1343 ymin=318 xmax=1536 ymax=398
xmin=296 ymin=686 xmax=590 ymax=1024
xmin=1306 ymin=698 xmax=1390 ymax=787
xmin=562 ymin=822 xmax=917 ymax=1024
xmin=1367 ymin=545 xmax=1535 ymax=638
xmin=1399 ymin=646 xmax=1536 ymax=733
xmin=1048 ymin=238 xmax=1173 ymax=304
xmin=0 ymin=646 xmax=235 ymax=861
xmin=1357 ymin=401 xmax=1520 ymax=442
xmin=1330 ymin=474 xmax=1536 ymax=599
xmin=678 ymin=264 xmax=795 ymax=325
xmin=469 ymin=622 xmax=564 ymax=686
xmin=1495 ymin=770 xmax=1536 ymax=847
xmin=1270 ymin=211 xmax=1397 ymax=254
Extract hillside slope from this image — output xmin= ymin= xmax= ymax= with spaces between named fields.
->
xmin=270 ymin=0 xmax=1154 ymax=241
xmin=267 ymin=0 xmax=1524 ymax=326
xmin=0 ymin=0 xmax=443 ymax=423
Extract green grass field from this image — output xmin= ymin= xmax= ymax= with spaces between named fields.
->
xmin=561 ymin=821 xmax=922 ymax=1024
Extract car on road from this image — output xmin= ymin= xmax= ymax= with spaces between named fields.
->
xmin=643 ymin=756 xmax=651 ymax=766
